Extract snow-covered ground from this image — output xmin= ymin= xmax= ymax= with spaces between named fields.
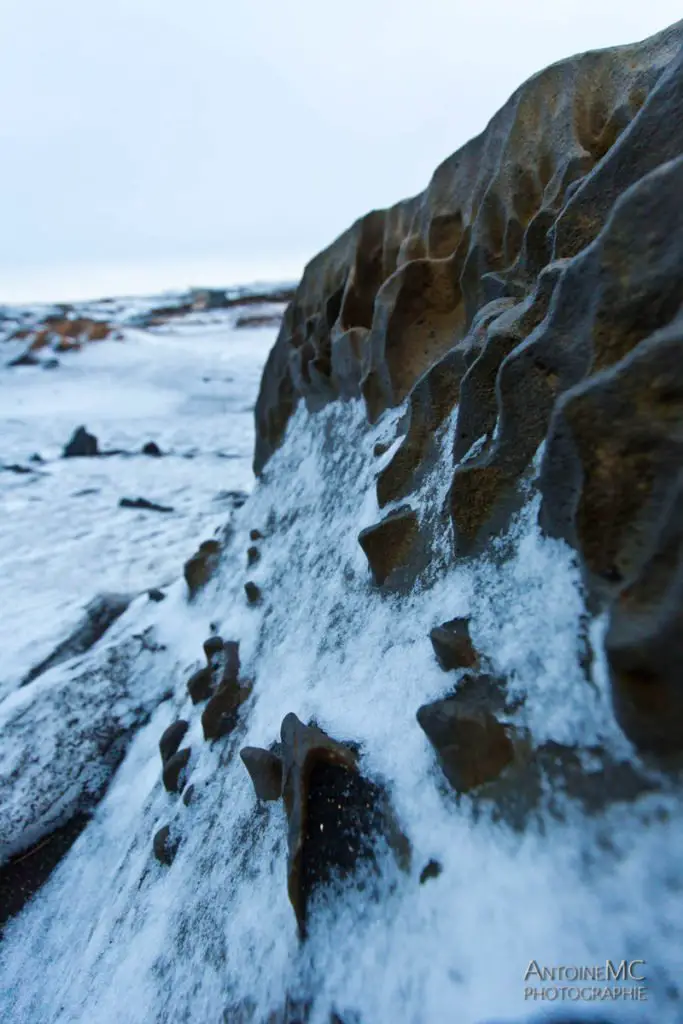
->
xmin=1 ymin=306 xmax=682 ymax=1023
xmin=0 ymin=314 xmax=274 ymax=697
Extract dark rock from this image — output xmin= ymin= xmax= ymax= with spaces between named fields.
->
xmin=4 ymin=463 xmax=33 ymax=475
xmin=201 ymin=679 xmax=252 ymax=742
xmin=43 ymin=358 xmax=60 ymax=370
xmin=358 ymin=506 xmax=419 ymax=586
xmin=203 ymin=635 xmax=225 ymax=661
xmin=63 ymin=425 xmax=99 ymax=458
xmin=276 ymin=713 xmax=409 ymax=938
xmin=162 ymin=748 xmax=191 ymax=793
xmin=429 ymin=618 xmax=478 ymax=671
xmin=0 ymin=813 xmax=90 ymax=931
xmin=141 ymin=441 xmax=163 ymax=457
xmin=419 ymin=859 xmax=442 ymax=884
xmin=8 ymin=350 xmax=41 ymax=367
xmin=373 ymin=440 xmax=390 ymax=458
xmin=152 ymin=825 xmax=179 ymax=866
xmin=182 ymin=785 xmax=195 ymax=807
xmin=240 ymin=746 xmax=283 ymax=800
xmin=249 ymin=528 xmax=264 ymax=541
xmin=21 ymin=592 xmax=133 ymax=687
xmin=29 ymin=453 xmax=44 ymax=463
xmin=159 ymin=720 xmax=189 ymax=764
xmin=187 ymin=666 xmax=213 ymax=704
xmin=417 ymin=696 xmax=515 ymax=792
xmin=244 ymin=581 xmax=262 ymax=605
xmin=119 ymin=497 xmax=174 ymax=513
xmin=247 ymin=545 xmax=260 ymax=567
xmin=147 ymin=588 xmax=166 ymax=602
xmin=184 ymin=539 xmax=222 ymax=597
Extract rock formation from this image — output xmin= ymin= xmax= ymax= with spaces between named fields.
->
xmin=254 ymin=19 xmax=683 ymax=756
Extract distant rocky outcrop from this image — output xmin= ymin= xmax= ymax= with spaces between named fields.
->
xmin=255 ymin=20 xmax=683 ymax=756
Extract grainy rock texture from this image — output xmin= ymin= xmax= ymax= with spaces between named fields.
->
xmin=255 ymin=20 xmax=683 ymax=754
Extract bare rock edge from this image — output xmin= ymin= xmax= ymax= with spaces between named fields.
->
xmin=255 ymin=19 xmax=683 ymax=755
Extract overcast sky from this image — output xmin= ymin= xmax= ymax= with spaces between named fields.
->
xmin=1 ymin=1 xmax=680 ymax=302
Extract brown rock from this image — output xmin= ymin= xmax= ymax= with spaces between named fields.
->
xmin=417 ymin=697 xmax=514 ymax=792
xmin=244 ymin=581 xmax=262 ymax=605
xmin=152 ymin=825 xmax=178 ymax=866
xmin=240 ymin=746 xmax=283 ymax=801
xmin=429 ymin=618 xmax=478 ymax=671
xmin=159 ymin=720 xmax=189 ymax=764
xmin=247 ymin=546 xmax=260 ymax=567
xmin=187 ymin=666 xmax=213 ymax=704
xmin=184 ymin=539 xmax=221 ymax=597
xmin=358 ymin=506 xmax=419 ymax=586
xmin=201 ymin=680 xmax=252 ymax=742
xmin=162 ymin=748 xmax=191 ymax=793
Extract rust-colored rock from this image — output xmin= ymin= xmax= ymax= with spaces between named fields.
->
xmin=201 ymin=680 xmax=252 ymax=742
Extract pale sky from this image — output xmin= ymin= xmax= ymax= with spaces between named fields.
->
xmin=1 ymin=1 xmax=680 ymax=302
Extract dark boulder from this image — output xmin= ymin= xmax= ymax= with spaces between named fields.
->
xmin=162 ymin=748 xmax=191 ymax=793
xmin=249 ymin=528 xmax=264 ymax=541
xmin=419 ymin=859 xmax=442 ymax=884
xmin=147 ymin=588 xmax=166 ymax=602
xmin=358 ymin=506 xmax=419 ymax=586
xmin=187 ymin=667 xmax=213 ymax=705
xmin=63 ymin=425 xmax=99 ymax=458
xmin=244 ymin=581 xmax=262 ymax=605
xmin=247 ymin=545 xmax=260 ymax=567
xmin=184 ymin=539 xmax=222 ymax=598
xmin=429 ymin=618 xmax=478 ymax=671
xmin=152 ymin=825 xmax=179 ymax=866
xmin=201 ymin=679 xmax=252 ymax=742
xmin=119 ymin=497 xmax=174 ymax=513
xmin=240 ymin=746 xmax=283 ymax=801
xmin=159 ymin=720 xmax=189 ymax=764
xmin=417 ymin=696 xmax=515 ymax=792
xmin=141 ymin=441 xmax=163 ymax=457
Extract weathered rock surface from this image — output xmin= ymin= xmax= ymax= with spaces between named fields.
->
xmin=417 ymin=696 xmax=515 ymax=793
xmin=240 ymin=746 xmax=283 ymax=801
xmin=253 ymin=20 xmax=683 ymax=754
xmin=21 ymin=592 xmax=133 ymax=687
xmin=429 ymin=618 xmax=478 ymax=672
xmin=152 ymin=824 xmax=179 ymax=866
xmin=162 ymin=748 xmax=191 ymax=793
xmin=159 ymin=720 xmax=189 ymax=764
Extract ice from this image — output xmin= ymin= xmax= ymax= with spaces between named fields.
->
xmin=1 ymin=329 xmax=682 ymax=1023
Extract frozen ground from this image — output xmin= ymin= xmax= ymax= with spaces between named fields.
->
xmin=0 ymin=313 xmax=275 ymax=697
xmin=0 ymin=308 xmax=681 ymax=1024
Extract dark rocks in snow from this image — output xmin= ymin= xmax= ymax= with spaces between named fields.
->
xmin=141 ymin=441 xmax=163 ymax=457
xmin=247 ymin=545 xmax=260 ymax=567
xmin=159 ymin=720 xmax=189 ymax=764
xmin=274 ymin=713 xmax=410 ymax=939
xmin=152 ymin=825 xmax=179 ymax=866
xmin=119 ymin=497 xmax=174 ymax=513
xmin=63 ymin=425 xmax=99 ymax=457
xmin=249 ymin=528 xmax=264 ymax=541
xmin=147 ymin=588 xmax=166 ymax=602
xmin=429 ymin=618 xmax=479 ymax=672
xmin=187 ymin=667 xmax=213 ymax=705
xmin=182 ymin=784 xmax=195 ymax=807
xmin=201 ymin=677 xmax=252 ymax=743
xmin=417 ymin=695 xmax=515 ymax=793
xmin=244 ymin=581 xmax=262 ymax=605
xmin=358 ymin=506 xmax=419 ymax=585
xmin=203 ymin=635 xmax=225 ymax=661
xmin=184 ymin=539 xmax=222 ymax=598
xmin=373 ymin=440 xmax=390 ymax=458
xmin=162 ymin=747 xmax=191 ymax=793
xmin=21 ymin=592 xmax=133 ymax=687
xmin=419 ymin=859 xmax=442 ymax=884
xmin=3 ymin=463 xmax=34 ymax=475
xmin=240 ymin=746 xmax=283 ymax=801
xmin=8 ymin=350 xmax=42 ymax=367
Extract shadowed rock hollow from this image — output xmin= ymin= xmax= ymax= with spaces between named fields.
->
xmin=255 ymin=19 xmax=683 ymax=756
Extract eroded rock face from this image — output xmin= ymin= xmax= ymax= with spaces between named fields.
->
xmin=253 ymin=20 xmax=683 ymax=753
xmin=184 ymin=539 xmax=222 ymax=598
xmin=242 ymin=715 xmax=409 ymax=938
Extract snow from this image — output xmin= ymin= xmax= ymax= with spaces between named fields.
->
xmin=1 ymin=319 xmax=682 ymax=1023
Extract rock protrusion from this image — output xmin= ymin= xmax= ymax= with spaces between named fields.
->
xmin=417 ymin=696 xmax=514 ymax=793
xmin=201 ymin=677 xmax=252 ymax=742
xmin=429 ymin=618 xmax=479 ymax=672
xmin=152 ymin=825 xmax=179 ymax=866
xmin=244 ymin=581 xmax=262 ymax=605
xmin=358 ymin=506 xmax=419 ymax=586
xmin=159 ymin=720 xmax=189 ymax=764
xmin=184 ymin=539 xmax=222 ymax=598
xmin=63 ymin=425 xmax=99 ymax=458
xmin=162 ymin=748 xmax=191 ymax=794
xmin=240 ymin=746 xmax=283 ymax=801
